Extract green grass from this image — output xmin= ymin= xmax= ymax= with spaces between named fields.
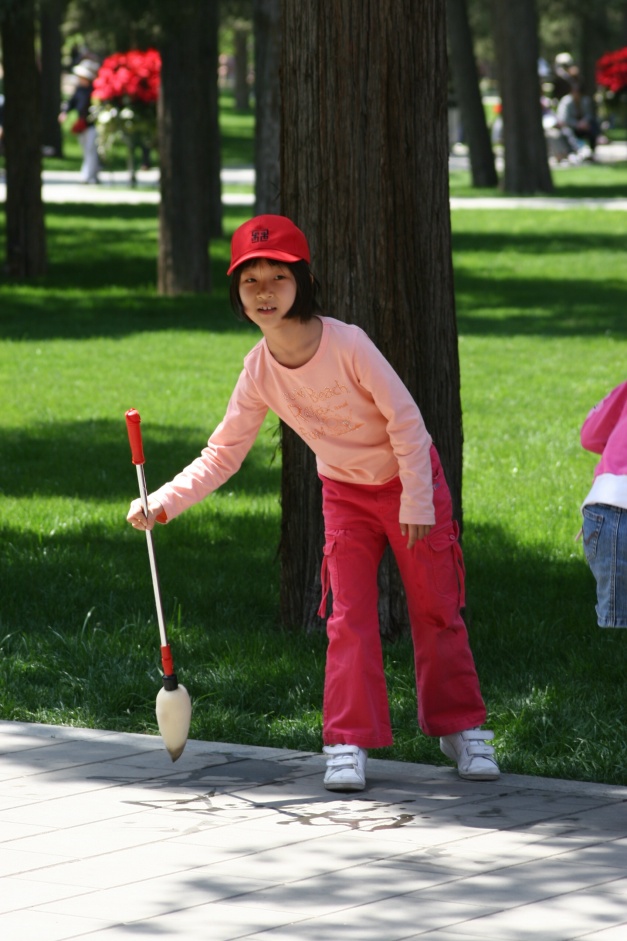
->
xmin=1 ymin=170 xmax=627 ymax=783
xmin=449 ymin=159 xmax=627 ymax=199
xmin=452 ymin=208 xmax=626 ymax=782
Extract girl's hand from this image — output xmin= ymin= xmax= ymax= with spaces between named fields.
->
xmin=127 ymin=498 xmax=163 ymax=532
xmin=400 ymin=522 xmax=433 ymax=549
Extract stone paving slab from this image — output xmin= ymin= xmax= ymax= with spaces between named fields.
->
xmin=1 ymin=720 xmax=626 ymax=940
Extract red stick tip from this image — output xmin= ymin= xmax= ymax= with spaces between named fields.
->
xmin=125 ymin=409 xmax=145 ymax=465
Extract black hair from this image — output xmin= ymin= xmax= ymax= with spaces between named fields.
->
xmin=229 ymin=257 xmax=323 ymax=323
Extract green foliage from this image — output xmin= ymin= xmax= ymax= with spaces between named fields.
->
xmin=467 ymin=0 xmax=627 ymax=80
xmin=63 ymin=0 xmax=161 ymax=57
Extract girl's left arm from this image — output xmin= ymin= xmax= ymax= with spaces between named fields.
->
xmin=581 ymin=380 xmax=627 ymax=454
xmin=354 ymin=334 xmax=435 ymax=526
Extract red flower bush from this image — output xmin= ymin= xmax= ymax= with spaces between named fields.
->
xmin=91 ymin=48 xmax=161 ymax=178
xmin=93 ymin=49 xmax=161 ymax=104
xmin=596 ymin=46 xmax=627 ymax=95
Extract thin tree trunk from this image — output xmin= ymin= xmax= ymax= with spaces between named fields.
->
xmin=578 ymin=5 xmax=610 ymax=100
xmin=447 ymin=0 xmax=497 ymax=187
xmin=207 ymin=10 xmax=222 ymax=240
xmin=492 ymin=0 xmax=553 ymax=194
xmin=1 ymin=0 xmax=47 ymax=278
xmin=254 ymin=0 xmax=281 ymax=214
xmin=40 ymin=0 xmax=64 ymax=158
xmin=157 ymin=1 xmax=219 ymax=294
xmin=234 ymin=26 xmax=250 ymax=110
xmin=280 ymin=0 xmax=461 ymax=634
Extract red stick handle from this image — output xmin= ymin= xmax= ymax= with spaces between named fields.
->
xmin=125 ymin=408 xmax=145 ymax=466
xmin=161 ymin=645 xmax=175 ymax=677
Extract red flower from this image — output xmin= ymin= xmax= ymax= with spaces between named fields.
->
xmin=93 ymin=49 xmax=161 ymax=104
xmin=596 ymin=46 xmax=627 ymax=95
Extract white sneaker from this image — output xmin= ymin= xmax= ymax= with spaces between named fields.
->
xmin=440 ymin=729 xmax=500 ymax=780
xmin=323 ymin=744 xmax=367 ymax=791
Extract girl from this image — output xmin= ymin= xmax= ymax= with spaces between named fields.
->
xmin=127 ymin=215 xmax=499 ymax=790
xmin=580 ymin=380 xmax=627 ymax=628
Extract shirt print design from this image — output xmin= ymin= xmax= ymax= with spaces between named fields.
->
xmin=282 ymin=378 xmax=364 ymax=442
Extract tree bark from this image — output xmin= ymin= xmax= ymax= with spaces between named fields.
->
xmin=0 ymin=0 xmax=47 ymax=278
xmin=157 ymin=0 xmax=220 ymax=295
xmin=280 ymin=0 xmax=462 ymax=635
xmin=578 ymin=5 xmax=611 ymax=99
xmin=492 ymin=0 xmax=553 ymax=194
xmin=234 ymin=26 xmax=250 ymax=110
xmin=447 ymin=0 xmax=498 ymax=187
xmin=40 ymin=0 xmax=65 ymax=158
xmin=253 ymin=0 xmax=281 ymax=214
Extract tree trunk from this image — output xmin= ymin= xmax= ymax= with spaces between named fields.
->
xmin=1 ymin=0 xmax=47 ymax=278
xmin=40 ymin=0 xmax=64 ymax=158
xmin=254 ymin=0 xmax=281 ymax=214
xmin=492 ymin=0 xmax=553 ymax=194
xmin=446 ymin=0 xmax=498 ymax=188
xmin=280 ymin=0 xmax=462 ymax=635
xmin=234 ymin=26 xmax=250 ymax=110
xmin=207 ymin=13 xmax=222 ymax=241
xmin=578 ymin=5 xmax=610 ymax=100
xmin=157 ymin=0 xmax=220 ymax=295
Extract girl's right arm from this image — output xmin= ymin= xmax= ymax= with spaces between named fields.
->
xmin=150 ymin=368 xmax=269 ymax=523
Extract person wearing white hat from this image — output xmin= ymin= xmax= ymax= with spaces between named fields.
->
xmin=59 ymin=59 xmax=100 ymax=183
xmin=552 ymin=51 xmax=578 ymax=101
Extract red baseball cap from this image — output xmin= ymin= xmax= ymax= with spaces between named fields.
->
xmin=227 ymin=214 xmax=310 ymax=275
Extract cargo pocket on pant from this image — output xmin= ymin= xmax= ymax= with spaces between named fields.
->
xmin=318 ymin=536 xmax=337 ymax=618
xmin=426 ymin=522 xmax=465 ymax=608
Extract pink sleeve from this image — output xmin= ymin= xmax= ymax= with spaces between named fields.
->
xmin=581 ymin=381 xmax=627 ymax=455
xmin=353 ymin=332 xmax=434 ymax=524
xmin=150 ymin=369 xmax=269 ymax=522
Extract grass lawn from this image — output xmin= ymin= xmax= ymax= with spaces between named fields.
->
xmin=449 ymin=157 xmax=627 ymax=199
xmin=453 ymin=208 xmax=626 ymax=783
xmin=1 ymin=137 xmax=626 ymax=783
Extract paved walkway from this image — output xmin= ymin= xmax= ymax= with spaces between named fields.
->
xmin=1 ymin=139 xmax=625 ymax=208
xmin=0 ymin=168 xmax=255 ymax=206
xmin=2 ymin=720 xmax=627 ymax=940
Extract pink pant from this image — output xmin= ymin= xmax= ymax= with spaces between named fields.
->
xmin=319 ymin=447 xmax=486 ymax=747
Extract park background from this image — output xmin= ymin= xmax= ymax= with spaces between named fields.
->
xmin=0 ymin=1 xmax=626 ymax=785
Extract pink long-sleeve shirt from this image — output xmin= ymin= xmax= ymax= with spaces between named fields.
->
xmin=581 ymin=379 xmax=627 ymax=510
xmin=152 ymin=316 xmax=435 ymax=525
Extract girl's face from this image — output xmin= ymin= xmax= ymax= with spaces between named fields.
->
xmin=238 ymin=260 xmax=297 ymax=329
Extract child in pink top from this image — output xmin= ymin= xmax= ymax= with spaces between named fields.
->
xmin=580 ymin=380 xmax=627 ymax=628
xmin=127 ymin=215 xmax=499 ymax=790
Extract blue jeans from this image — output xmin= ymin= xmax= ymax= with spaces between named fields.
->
xmin=582 ymin=504 xmax=627 ymax=628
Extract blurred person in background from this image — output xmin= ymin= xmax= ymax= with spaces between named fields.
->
xmin=556 ymin=80 xmax=600 ymax=161
xmin=59 ymin=58 xmax=100 ymax=184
